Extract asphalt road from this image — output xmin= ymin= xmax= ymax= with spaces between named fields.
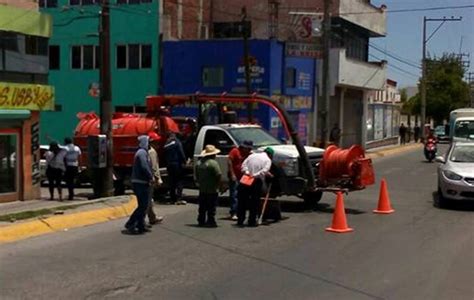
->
xmin=1 ymin=145 xmax=473 ymax=300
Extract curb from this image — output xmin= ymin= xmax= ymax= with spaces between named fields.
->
xmin=366 ymin=143 xmax=423 ymax=159
xmin=0 ymin=196 xmax=137 ymax=244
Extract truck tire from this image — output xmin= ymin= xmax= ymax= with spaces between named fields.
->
xmin=303 ymin=191 xmax=323 ymax=209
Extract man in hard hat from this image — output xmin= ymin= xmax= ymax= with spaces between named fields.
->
xmin=147 ymin=132 xmax=164 ymax=226
xmin=195 ymin=144 xmax=222 ymax=227
xmin=237 ymin=147 xmax=273 ymax=227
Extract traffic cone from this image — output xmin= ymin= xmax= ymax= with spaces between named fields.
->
xmin=373 ymin=178 xmax=395 ymax=214
xmin=326 ymin=192 xmax=354 ymax=233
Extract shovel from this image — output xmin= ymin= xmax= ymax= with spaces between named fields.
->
xmin=258 ymin=182 xmax=272 ymax=225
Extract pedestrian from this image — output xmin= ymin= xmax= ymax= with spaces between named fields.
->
xmin=124 ymin=135 xmax=154 ymax=235
xmin=44 ymin=141 xmax=66 ymax=201
xmin=399 ymin=123 xmax=407 ymax=145
xmin=414 ymin=125 xmax=421 ymax=143
xmin=63 ymin=137 xmax=81 ymax=200
xmin=195 ymin=145 xmax=222 ymax=227
xmin=237 ymin=147 xmax=273 ymax=227
xmin=147 ymin=132 xmax=164 ymax=226
xmin=329 ymin=123 xmax=341 ymax=145
xmin=164 ymin=132 xmax=187 ymax=205
xmin=227 ymin=140 xmax=253 ymax=220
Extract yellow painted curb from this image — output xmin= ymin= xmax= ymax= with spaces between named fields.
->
xmin=0 ymin=196 xmax=137 ymax=244
xmin=367 ymin=143 xmax=423 ymax=159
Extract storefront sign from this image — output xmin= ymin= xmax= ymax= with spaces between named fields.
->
xmin=286 ymin=42 xmax=322 ymax=58
xmin=31 ymin=122 xmax=40 ymax=185
xmin=0 ymin=82 xmax=55 ymax=111
xmin=236 ymin=56 xmax=265 ymax=85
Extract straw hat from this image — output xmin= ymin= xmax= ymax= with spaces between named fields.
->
xmin=201 ymin=144 xmax=221 ymax=157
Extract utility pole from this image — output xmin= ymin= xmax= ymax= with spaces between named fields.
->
xmin=241 ymin=6 xmax=253 ymax=122
xmin=98 ymin=0 xmax=113 ymax=197
xmin=319 ymin=0 xmax=331 ymax=148
xmin=421 ymin=16 xmax=461 ymax=140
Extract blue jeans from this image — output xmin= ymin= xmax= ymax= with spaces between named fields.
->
xmin=229 ymin=180 xmax=238 ymax=215
xmin=125 ymin=183 xmax=150 ymax=231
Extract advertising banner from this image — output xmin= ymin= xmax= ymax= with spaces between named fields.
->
xmin=0 ymin=82 xmax=55 ymax=111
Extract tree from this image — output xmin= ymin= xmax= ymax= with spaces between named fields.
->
xmin=416 ymin=53 xmax=470 ymax=124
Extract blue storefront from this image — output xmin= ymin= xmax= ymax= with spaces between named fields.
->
xmin=162 ymin=39 xmax=317 ymax=144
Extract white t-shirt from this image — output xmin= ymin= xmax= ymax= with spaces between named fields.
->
xmin=45 ymin=150 xmax=66 ymax=171
xmin=64 ymin=144 xmax=82 ymax=167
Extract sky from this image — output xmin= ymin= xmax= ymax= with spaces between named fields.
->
xmin=370 ymin=0 xmax=474 ymax=88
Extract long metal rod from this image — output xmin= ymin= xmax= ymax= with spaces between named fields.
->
xmin=320 ymin=0 xmax=331 ymax=148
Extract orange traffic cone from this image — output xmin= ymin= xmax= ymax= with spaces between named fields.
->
xmin=326 ymin=192 xmax=354 ymax=233
xmin=373 ymin=178 xmax=395 ymax=214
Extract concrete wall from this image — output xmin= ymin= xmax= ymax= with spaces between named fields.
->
xmin=338 ymin=0 xmax=386 ymax=37
xmin=330 ymin=48 xmax=386 ymax=91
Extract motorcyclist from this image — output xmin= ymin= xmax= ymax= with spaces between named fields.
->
xmin=424 ymin=129 xmax=438 ymax=160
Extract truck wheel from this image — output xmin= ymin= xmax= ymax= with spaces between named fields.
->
xmin=303 ymin=191 xmax=323 ymax=209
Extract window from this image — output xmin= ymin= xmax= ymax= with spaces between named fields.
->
xmin=203 ymin=130 xmax=234 ymax=155
xmin=202 ymin=67 xmax=224 ymax=87
xmin=116 ymin=45 xmax=127 ymax=69
xmin=39 ymin=0 xmax=58 ymax=8
xmin=25 ymin=36 xmax=48 ymax=56
xmin=49 ymin=45 xmax=60 ymax=70
xmin=71 ymin=45 xmax=100 ymax=69
xmin=213 ymin=21 xmax=251 ymax=38
xmin=0 ymin=32 xmax=18 ymax=52
xmin=116 ymin=44 xmax=152 ymax=69
xmin=70 ymin=0 xmax=99 ymax=5
xmin=117 ymin=0 xmax=152 ymax=4
xmin=128 ymin=44 xmax=140 ymax=69
xmin=285 ymin=68 xmax=296 ymax=88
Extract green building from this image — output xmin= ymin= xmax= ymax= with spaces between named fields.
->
xmin=40 ymin=0 xmax=160 ymax=143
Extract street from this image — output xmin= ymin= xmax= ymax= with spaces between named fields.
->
xmin=1 ymin=145 xmax=473 ymax=300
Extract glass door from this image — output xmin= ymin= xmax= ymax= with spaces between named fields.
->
xmin=0 ymin=130 xmax=19 ymax=196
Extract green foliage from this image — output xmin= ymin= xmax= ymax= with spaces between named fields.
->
xmin=415 ymin=53 xmax=470 ymax=123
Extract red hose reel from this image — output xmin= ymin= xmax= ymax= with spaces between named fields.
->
xmin=319 ymin=145 xmax=375 ymax=189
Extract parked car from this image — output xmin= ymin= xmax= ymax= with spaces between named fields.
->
xmin=434 ymin=125 xmax=449 ymax=143
xmin=436 ymin=142 xmax=474 ymax=205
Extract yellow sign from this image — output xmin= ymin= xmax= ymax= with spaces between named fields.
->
xmin=0 ymin=83 xmax=55 ymax=111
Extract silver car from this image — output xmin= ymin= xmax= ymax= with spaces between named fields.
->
xmin=437 ymin=142 xmax=474 ymax=203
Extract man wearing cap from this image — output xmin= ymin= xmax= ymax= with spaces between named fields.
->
xmin=195 ymin=145 xmax=222 ymax=227
xmin=227 ymin=140 xmax=253 ymax=220
xmin=237 ymin=147 xmax=274 ymax=227
xmin=147 ymin=132 xmax=164 ymax=226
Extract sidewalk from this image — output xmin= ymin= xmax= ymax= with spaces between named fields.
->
xmin=366 ymin=142 xmax=422 ymax=159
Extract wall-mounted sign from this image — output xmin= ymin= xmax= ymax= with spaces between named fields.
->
xmin=236 ymin=55 xmax=265 ymax=85
xmin=0 ymin=82 xmax=54 ymax=111
xmin=286 ymin=42 xmax=322 ymax=58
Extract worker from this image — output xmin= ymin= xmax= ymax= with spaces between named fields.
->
xmin=329 ymin=123 xmax=341 ymax=145
xmin=63 ymin=137 xmax=81 ymax=200
xmin=195 ymin=145 xmax=222 ymax=227
xmin=227 ymin=140 xmax=253 ymax=220
xmin=147 ymin=132 xmax=164 ymax=226
xmin=124 ymin=135 xmax=153 ymax=234
xmin=237 ymin=147 xmax=273 ymax=227
xmin=164 ymin=132 xmax=187 ymax=205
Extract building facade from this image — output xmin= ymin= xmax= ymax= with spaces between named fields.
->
xmin=161 ymin=0 xmax=387 ymax=147
xmin=366 ymin=79 xmax=401 ymax=148
xmin=40 ymin=0 xmax=160 ymax=144
xmin=162 ymin=39 xmax=317 ymax=144
xmin=0 ymin=3 xmax=53 ymax=202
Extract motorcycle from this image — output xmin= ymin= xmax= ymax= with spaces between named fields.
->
xmin=424 ymin=137 xmax=437 ymax=162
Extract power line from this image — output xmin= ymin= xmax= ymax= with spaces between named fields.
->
xmin=369 ymin=53 xmax=420 ymax=79
xmin=369 ymin=44 xmax=421 ymax=69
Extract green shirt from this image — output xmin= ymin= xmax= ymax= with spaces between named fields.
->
xmin=196 ymin=158 xmax=222 ymax=194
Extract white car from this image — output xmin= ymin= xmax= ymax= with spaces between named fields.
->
xmin=436 ymin=142 xmax=474 ymax=205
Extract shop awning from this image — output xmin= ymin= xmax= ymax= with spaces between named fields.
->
xmin=0 ymin=110 xmax=31 ymax=120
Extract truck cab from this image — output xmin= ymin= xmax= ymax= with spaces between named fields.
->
xmin=193 ymin=124 xmax=325 ymax=203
